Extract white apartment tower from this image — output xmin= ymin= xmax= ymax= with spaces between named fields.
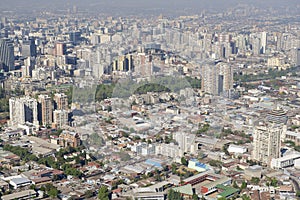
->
xmin=201 ymin=62 xmax=233 ymax=96
xmin=252 ymin=107 xmax=287 ymax=165
xmin=9 ymin=96 xmax=39 ymax=127
xmin=53 ymin=109 xmax=68 ymax=129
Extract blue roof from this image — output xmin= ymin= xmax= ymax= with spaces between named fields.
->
xmin=145 ymin=159 xmax=162 ymax=167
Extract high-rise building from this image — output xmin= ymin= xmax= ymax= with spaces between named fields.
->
xmin=296 ymin=48 xmax=300 ymax=66
xmin=38 ymin=95 xmax=53 ymax=126
xmin=252 ymin=123 xmax=282 ymax=165
xmin=173 ymin=132 xmax=196 ymax=155
xmin=53 ymin=110 xmax=68 ymax=129
xmin=69 ymin=31 xmax=81 ymax=45
xmin=112 ymin=54 xmax=133 ymax=72
xmin=0 ymin=38 xmax=14 ymax=71
xmin=55 ymin=42 xmax=67 ymax=56
xmin=252 ymin=36 xmax=261 ymax=56
xmin=53 ymin=93 xmax=68 ymax=110
xmin=9 ymin=96 xmax=39 ymax=126
xmin=201 ymin=62 xmax=233 ymax=96
xmin=21 ymin=39 xmax=36 ymax=57
xmin=252 ymin=107 xmax=287 ymax=165
xmin=260 ymin=32 xmax=267 ymax=54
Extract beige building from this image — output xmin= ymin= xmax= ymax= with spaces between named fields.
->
xmin=53 ymin=93 xmax=68 ymax=110
xmin=38 ymin=95 xmax=52 ymax=126
xmin=59 ymin=131 xmax=81 ymax=148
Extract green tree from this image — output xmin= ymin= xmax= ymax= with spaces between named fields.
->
xmin=48 ymin=187 xmax=59 ymax=198
xmin=85 ymin=190 xmax=94 ymax=198
xmin=181 ymin=157 xmax=188 ymax=166
xmin=208 ymin=160 xmax=222 ymax=168
xmin=168 ymin=189 xmax=183 ymax=200
xmin=251 ymin=177 xmax=260 ymax=185
xmin=98 ymin=186 xmax=110 ymax=200
xmin=240 ymin=181 xmax=247 ymax=190
xmin=172 ymin=163 xmax=177 ymax=174
xmin=192 ymin=193 xmax=199 ymax=200
xmin=296 ymin=190 xmax=300 ymax=197
xmin=232 ymin=181 xmax=239 ymax=189
xmin=241 ymin=194 xmax=251 ymax=200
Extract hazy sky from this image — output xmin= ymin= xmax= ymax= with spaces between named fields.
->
xmin=1 ymin=0 xmax=299 ymax=16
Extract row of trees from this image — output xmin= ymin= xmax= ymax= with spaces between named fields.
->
xmin=95 ymin=76 xmax=201 ymax=102
xmin=3 ymin=144 xmax=38 ymax=162
xmin=234 ymin=66 xmax=299 ymax=82
xmin=3 ymin=144 xmax=85 ymax=178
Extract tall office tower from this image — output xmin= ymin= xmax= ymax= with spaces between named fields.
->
xmin=90 ymin=34 xmax=101 ymax=45
xmin=53 ymin=93 xmax=68 ymax=110
xmin=252 ymin=107 xmax=287 ymax=165
xmin=236 ymin=35 xmax=247 ymax=53
xmin=69 ymin=31 xmax=81 ymax=45
xmin=201 ymin=62 xmax=233 ymax=96
xmin=53 ymin=110 xmax=68 ymax=129
xmin=0 ymin=38 xmax=14 ymax=71
xmin=252 ymin=36 xmax=261 ymax=56
xmin=112 ymin=54 xmax=133 ymax=72
xmin=297 ymin=48 xmax=300 ymax=66
xmin=260 ymin=32 xmax=267 ymax=54
xmin=21 ymin=65 xmax=33 ymax=78
xmin=55 ymin=42 xmax=67 ymax=56
xmin=21 ymin=39 xmax=36 ymax=57
xmin=38 ymin=95 xmax=53 ymax=126
xmin=218 ymin=33 xmax=232 ymax=43
xmin=9 ymin=96 xmax=39 ymax=127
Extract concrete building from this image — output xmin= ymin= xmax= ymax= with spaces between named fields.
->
xmin=112 ymin=54 xmax=133 ymax=72
xmin=9 ymin=96 xmax=39 ymax=127
xmin=201 ymin=62 xmax=233 ymax=96
xmin=55 ymin=42 xmax=67 ymax=56
xmin=227 ymin=144 xmax=247 ymax=154
xmin=155 ymin=143 xmax=181 ymax=158
xmin=8 ymin=177 xmax=31 ymax=189
xmin=132 ymin=143 xmax=156 ymax=156
xmin=252 ymin=123 xmax=282 ymax=165
xmin=59 ymin=131 xmax=81 ymax=148
xmin=285 ymin=131 xmax=300 ymax=146
xmin=173 ymin=132 xmax=196 ymax=155
xmin=53 ymin=109 xmax=69 ymax=129
xmin=53 ymin=93 xmax=69 ymax=110
xmin=21 ymin=39 xmax=36 ymax=57
xmin=252 ymin=107 xmax=287 ymax=165
xmin=260 ymin=32 xmax=267 ymax=54
xmin=270 ymin=153 xmax=300 ymax=169
xmin=38 ymin=95 xmax=53 ymax=126
xmin=0 ymin=38 xmax=14 ymax=71
xmin=296 ymin=48 xmax=300 ymax=66
xmin=1 ymin=189 xmax=37 ymax=200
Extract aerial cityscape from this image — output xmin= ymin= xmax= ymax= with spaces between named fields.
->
xmin=0 ymin=0 xmax=300 ymax=199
